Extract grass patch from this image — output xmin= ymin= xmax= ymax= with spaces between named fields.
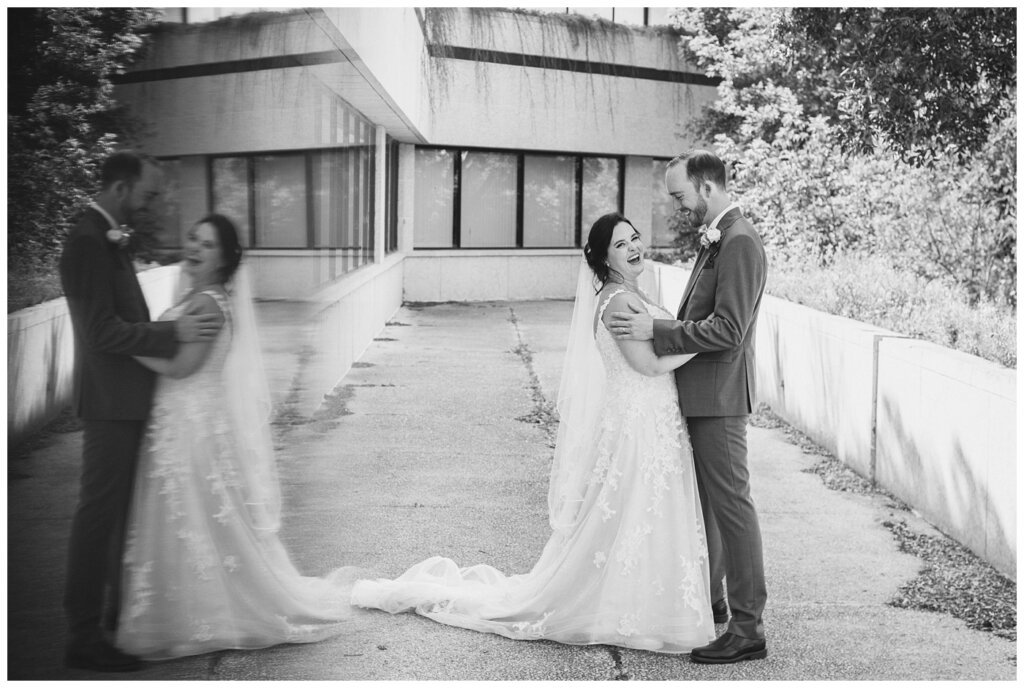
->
xmin=882 ymin=519 xmax=1016 ymax=642
xmin=508 ymin=307 xmax=558 ymax=449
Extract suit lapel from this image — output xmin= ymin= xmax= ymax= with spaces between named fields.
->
xmin=677 ymin=248 xmax=710 ymax=317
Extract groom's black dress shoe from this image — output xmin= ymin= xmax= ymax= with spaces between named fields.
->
xmin=711 ymin=598 xmax=730 ymax=624
xmin=691 ymin=632 xmax=767 ymax=664
xmin=64 ymin=641 xmax=143 ymax=672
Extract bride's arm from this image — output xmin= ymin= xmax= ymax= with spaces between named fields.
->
xmin=602 ymin=292 xmax=695 ymax=377
xmin=135 ymin=293 xmax=223 ymax=379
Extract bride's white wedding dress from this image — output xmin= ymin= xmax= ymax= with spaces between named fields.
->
xmin=116 ymin=288 xmax=350 ymax=660
xmin=352 ymin=289 xmax=714 ymax=653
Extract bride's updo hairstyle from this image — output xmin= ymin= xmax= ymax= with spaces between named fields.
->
xmin=583 ymin=212 xmax=637 ymax=290
xmin=197 ymin=213 xmax=244 ymax=283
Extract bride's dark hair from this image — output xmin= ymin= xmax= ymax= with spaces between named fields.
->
xmin=196 ymin=213 xmax=244 ymax=283
xmin=583 ymin=212 xmax=636 ymax=291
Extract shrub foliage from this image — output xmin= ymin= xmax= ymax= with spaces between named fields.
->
xmin=7 ymin=8 xmax=160 ymax=310
xmin=663 ymin=8 xmax=1016 ymax=368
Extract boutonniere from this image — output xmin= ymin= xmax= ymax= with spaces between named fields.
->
xmin=106 ymin=225 xmax=134 ymax=248
xmin=699 ymin=226 xmax=722 ymax=250
xmin=700 ymin=226 xmax=723 ymax=270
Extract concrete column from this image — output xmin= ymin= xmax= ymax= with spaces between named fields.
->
xmin=398 ymin=143 xmax=416 ymax=254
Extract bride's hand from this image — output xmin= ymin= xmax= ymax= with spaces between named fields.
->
xmin=608 ymin=302 xmax=654 ymax=340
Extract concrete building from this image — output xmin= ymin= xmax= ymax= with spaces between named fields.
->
xmin=113 ymin=6 xmax=718 ymax=398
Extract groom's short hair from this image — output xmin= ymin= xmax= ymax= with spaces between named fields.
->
xmin=668 ymin=150 xmax=727 ymax=191
xmin=99 ymin=151 xmax=155 ymax=190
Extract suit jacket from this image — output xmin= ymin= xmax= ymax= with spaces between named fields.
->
xmin=59 ymin=207 xmax=179 ymax=420
xmin=652 ymin=208 xmax=767 ymax=417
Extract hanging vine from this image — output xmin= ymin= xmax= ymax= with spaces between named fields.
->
xmin=420 ymin=6 xmax=686 ymax=126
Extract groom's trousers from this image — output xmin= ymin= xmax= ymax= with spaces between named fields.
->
xmin=64 ymin=420 xmax=145 ymax=646
xmin=686 ymin=415 xmax=767 ymax=640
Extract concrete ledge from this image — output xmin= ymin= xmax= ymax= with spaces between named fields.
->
xmin=754 ymin=297 xmax=896 ymax=478
xmin=876 ymin=338 xmax=1016 ymax=576
xmin=404 ymin=251 xmax=580 ymax=302
xmin=7 ymin=265 xmax=181 ymax=445
xmin=305 ymin=254 xmax=405 ymax=408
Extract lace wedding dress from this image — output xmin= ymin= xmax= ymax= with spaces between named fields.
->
xmin=116 ymin=289 xmax=350 ymax=660
xmin=352 ymin=290 xmax=714 ymax=653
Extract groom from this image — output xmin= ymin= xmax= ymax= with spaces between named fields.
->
xmin=59 ymin=151 xmax=222 ymax=671
xmin=609 ymin=149 xmax=768 ymax=664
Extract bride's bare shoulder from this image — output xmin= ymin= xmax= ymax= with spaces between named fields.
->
xmin=598 ymin=286 xmax=643 ymax=323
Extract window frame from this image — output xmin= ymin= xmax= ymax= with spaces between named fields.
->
xmin=206 ymin=144 xmax=377 ymax=252
xmin=414 ymin=145 xmax=625 ymax=251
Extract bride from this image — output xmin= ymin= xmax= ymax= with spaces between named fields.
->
xmin=116 ymin=214 xmax=351 ymax=660
xmin=352 ymin=212 xmax=714 ymax=653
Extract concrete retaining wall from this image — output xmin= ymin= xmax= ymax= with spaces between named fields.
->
xmin=306 ymin=253 xmax=406 ymax=403
xmin=875 ymin=338 xmax=1017 ymax=578
xmin=647 ymin=261 xmax=1017 ymax=579
xmin=7 ymin=257 xmax=406 ymax=444
xmin=7 ymin=265 xmax=181 ymax=445
xmin=404 ymin=250 xmax=581 ymax=302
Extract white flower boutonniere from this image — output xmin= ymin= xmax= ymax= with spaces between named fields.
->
xmin=699 ymin=226 xmax=722 ymax=250
xmin=106 ymin=225 xmax=134 ymax=248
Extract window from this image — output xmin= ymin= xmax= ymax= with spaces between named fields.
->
xmin=385 ymin=137 xmax=400 ymax=254
xmin=414 ymin=149 xmax=456 ymax=248
xmin=651 ymin=158 xmax=677 ymax=248
xmin=645 ymin=8 xmax=673 ymax=26
xmin=612 ymin=6 xmax=645 ymax=26
xmin=254 ymin=154 xmax=307 ymax=248
xmin=574 ymin=7 xmax=614 ymax=21
xmin=413 ymin=148 xmax=622 ymax=250
xmin=581 ymin=157 xmax=621 ymax=237
xmin=460 ymin=151 xmax=517 ymax=248
xmin=523 ymin=155 xmax=576 ymax=247
xmin=202 ymin=93 xmax=376 ymax=271
xmin=211 ymin=157 xmax=252 ymax=246
xmin=209 ymin=146 xmax=375 ymax=272
xmin=152 ymin=158 xmax=183 ymax=249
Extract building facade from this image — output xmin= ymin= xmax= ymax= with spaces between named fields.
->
xmin=114 ymin=7 xmax=718 ymax=393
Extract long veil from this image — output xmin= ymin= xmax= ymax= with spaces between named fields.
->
xmin=547 ymin=259 xmax=606 ymax=533
xmin=221 ymin=263 xmax=282 ymax=534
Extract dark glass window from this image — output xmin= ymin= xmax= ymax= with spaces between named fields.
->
xmin=413 ymin=148 xmax=622 ymax=250
xmin=651 ymin=158 xmax=677 ymax=248
xmin=385 ymin=137 xmax=400 ymax=254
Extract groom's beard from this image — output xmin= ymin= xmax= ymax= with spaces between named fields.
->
xmin=682 ymin=198 xmax=708 ymax=229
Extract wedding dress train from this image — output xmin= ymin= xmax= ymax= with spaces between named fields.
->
xmin=352 ymin=291 xmax=714 ymax=653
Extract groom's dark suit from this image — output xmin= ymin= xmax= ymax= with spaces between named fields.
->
xmin=59 ymin=206 xmax=178 ymax=646
xmin=652 ymin=207 xmax=768 ymax=640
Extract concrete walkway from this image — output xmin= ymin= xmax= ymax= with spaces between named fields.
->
xmin=6 ymin=300 xmax=1016 ymax=681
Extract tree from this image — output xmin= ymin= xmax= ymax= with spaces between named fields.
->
xmin=7 ymin=8 xmax=160 ymax=272
xmin=670 ymin=7 xmax=1016 ymax=305
xmin=780 ymin=8 xmax=1016 ymax=166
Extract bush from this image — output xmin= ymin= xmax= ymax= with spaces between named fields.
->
xmin=7 ymin=8 xmax=160 ymax=305
xmin=7 ymin=257 xmax=64 ymax=313
xmin=767 ymin=253 xmax=1016 ymax=368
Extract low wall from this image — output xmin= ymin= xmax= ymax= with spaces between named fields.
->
xmin=8 ymin=256 xmax=405 ymax=445
xmin=876 ymin=338 xmax=1017 ymax=578
xmin=404 ymin=249 xmax=580 ymax=302
xmin=306 ymin=253 xmax=406 ymax=405
xmin=7 ymin=265 xmax=181 ymax=446
xmin=647 ymin=261 xmax=1016 ymax=579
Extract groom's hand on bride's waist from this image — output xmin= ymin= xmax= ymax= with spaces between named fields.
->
xmin=608 ymin=302 xmax=654 ymax=341
xmin=175 ymin=305 xmax=225 ymax=343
